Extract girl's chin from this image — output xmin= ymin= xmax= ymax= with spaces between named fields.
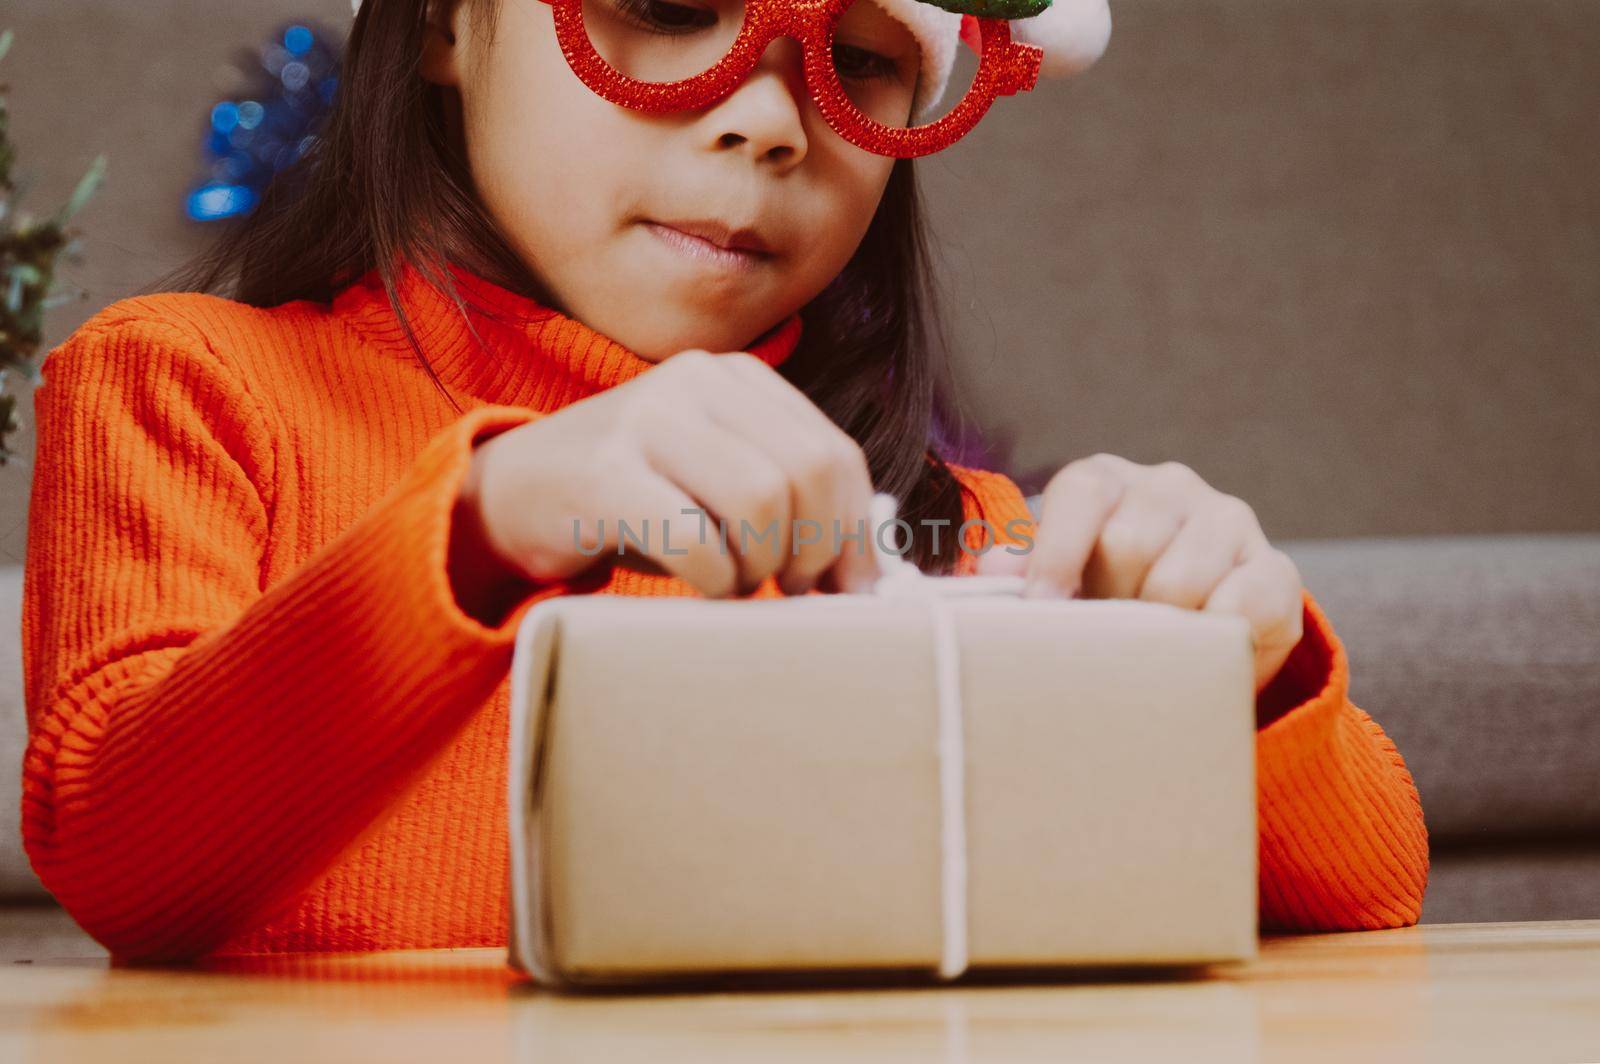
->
xmin=600 ymin=307 xmax=758 ymax=364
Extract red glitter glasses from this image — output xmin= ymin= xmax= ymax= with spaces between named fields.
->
xmin=533 ymin=0 xmax=1044 ymax=158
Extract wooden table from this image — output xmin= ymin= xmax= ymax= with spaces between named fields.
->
xmin=3 ymin=910 xmax=1598 ymax=1062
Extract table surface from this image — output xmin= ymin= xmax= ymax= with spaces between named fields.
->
xmin=2 ymin=909 xmax=1598 ymax=1063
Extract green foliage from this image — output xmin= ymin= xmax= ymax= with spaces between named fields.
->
xmin=0 ymin=27 xmax=106 ymax=467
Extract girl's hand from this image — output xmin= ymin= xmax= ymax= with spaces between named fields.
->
xmin=978 ymin=453 xmax=1304 ymax=693
xmin=456 ymin=349 xmax=882 ymax=600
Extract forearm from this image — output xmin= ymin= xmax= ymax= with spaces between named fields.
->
xmin=23 ymin=404 xmax=557 ymax=961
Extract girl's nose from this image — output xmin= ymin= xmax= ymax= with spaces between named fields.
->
xmin=702 ymin=36 xmax=811 ymax=168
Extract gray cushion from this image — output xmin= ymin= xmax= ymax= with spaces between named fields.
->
xmin=1 ymin=564 xmax=45 ymax=899
xmin=1281 ymin=535 xmax=1600 ymax=843
xmin=1419 ymin=844 xmax=1600 ymax=924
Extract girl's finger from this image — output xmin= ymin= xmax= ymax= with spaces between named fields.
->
xmin=701 ymin=357 xmax=877 ymax=595
xmin=1081 ymin=486 xmax=1186 ymax=600
xmin=1024 ymin=458 xmax=1127 ymax=598
xmin=720 ymin=351 xmax=850 ymax=441
xmin=718 ymin=353 xmax=880 ymax=593
xmin=976 ymin=544 xmax=1028 ymax=578
xmin=1202 ymin=549 xmax=1306 ymax=691
xmin=1135 ymin=498 xmax=1255 ymax=610
xmin=588 ymin=458 xmax=744 ymax=598
xmin=635 ymin=408 xmax=795 ymax=595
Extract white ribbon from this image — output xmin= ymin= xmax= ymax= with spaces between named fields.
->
xmin=867 ymin=492 xmax=1024 ymax=981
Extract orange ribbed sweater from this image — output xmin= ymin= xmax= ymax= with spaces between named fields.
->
xmin=20 ymin=261 xmax=1429 ymax=962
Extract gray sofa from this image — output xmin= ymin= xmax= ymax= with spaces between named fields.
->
xmin=1279 ymin=535 xmax=1600 ymax=922
xmin=6 ymin=532 xmax=1598 ymax=923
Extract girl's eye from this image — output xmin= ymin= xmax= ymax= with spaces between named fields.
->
xmin=832 ymin=42 xmax=899 ymax=83
xmin=612 ymin=0 xmax=718 ymax=34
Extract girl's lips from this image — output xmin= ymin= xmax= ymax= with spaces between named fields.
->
xmin=643 ymin=221 xmax=771 ymax=272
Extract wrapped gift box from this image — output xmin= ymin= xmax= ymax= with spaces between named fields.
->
xmin=507 ymin=585 xmax=1259 ymax=988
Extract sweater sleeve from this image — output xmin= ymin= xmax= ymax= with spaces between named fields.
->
xmin=1252 ymin=588 xmax=1430 ymax=930
xmin=19 ymin=312 xmax=566 ymax=962
xmin=946 ymin=462 xmax=1430 ymax=932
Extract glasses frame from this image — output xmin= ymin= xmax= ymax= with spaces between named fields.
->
xmin=534 ymin=0 xmax=1044 ymax=158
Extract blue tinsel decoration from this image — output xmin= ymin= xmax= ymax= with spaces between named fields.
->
xmin=187 ymin=22 xmax=342 ymax=222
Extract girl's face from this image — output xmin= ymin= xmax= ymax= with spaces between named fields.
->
xmin=421 ymin=0 xmax=921 ymax=361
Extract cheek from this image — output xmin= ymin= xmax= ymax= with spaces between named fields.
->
xmin=798 ymin=155 xmax=896 ymax=277
xmin=459 ymin=22 xmax=631 ymax=259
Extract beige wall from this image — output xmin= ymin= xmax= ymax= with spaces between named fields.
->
xmin=918 ymin=0 xmax=1600 ymax=539
xmin=1 ymin=0 xmax=355 ymax=566
xmin=3 ymin=0 xmax=1596 ymax=570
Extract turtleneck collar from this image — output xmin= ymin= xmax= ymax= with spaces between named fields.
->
xmin=332 ymin=258 xmax=805 ymax=410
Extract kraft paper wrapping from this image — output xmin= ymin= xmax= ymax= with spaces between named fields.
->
xmin=507 ymin=592 xmax=1259 ymax=988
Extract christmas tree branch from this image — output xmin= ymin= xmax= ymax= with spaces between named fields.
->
xmin=1 ymin=27 xmax=106 ymax=466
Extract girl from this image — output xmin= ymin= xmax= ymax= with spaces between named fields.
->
xmin=20 ymin=0 xmax=1426 ymax=962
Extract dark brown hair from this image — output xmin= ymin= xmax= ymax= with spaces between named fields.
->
xmin=157 ymin=0 xmax=991 ymax=573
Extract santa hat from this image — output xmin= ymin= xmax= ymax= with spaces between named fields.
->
xmin=876 ymin=0 xmax=1111 ymax=121
xmin=350 ymin=0 xmax=1110 ymax=124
